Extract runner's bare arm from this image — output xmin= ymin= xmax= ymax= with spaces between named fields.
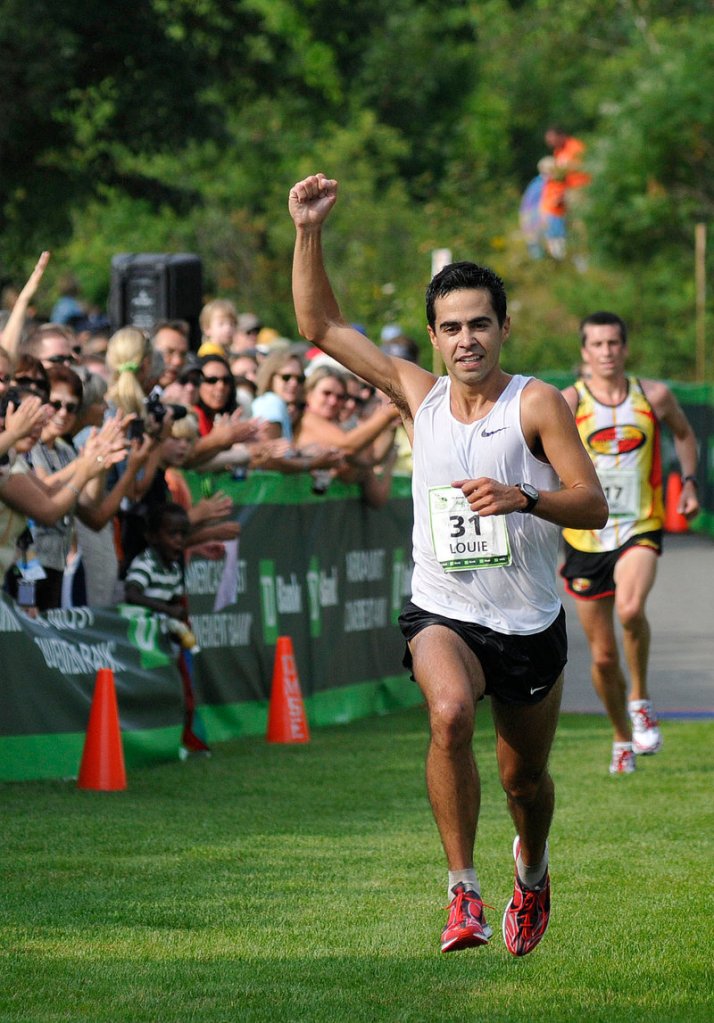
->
xmin=453 ymin=382 xmax=607 ymax=528
xmin=643 ymin=379 xmax=700 ymax=518
xmin=289 ymin=173 xmax=434 ymax=420
xmin=560 ymin=383 xmax=579 ymax=414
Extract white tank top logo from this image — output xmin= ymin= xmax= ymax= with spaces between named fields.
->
xmin=428 ymin=486 xmax=511 ymax=570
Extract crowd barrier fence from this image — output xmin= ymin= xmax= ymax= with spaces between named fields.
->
xmin=1 ymin=379 xmax=711 ymax=782
xmin=1 ymin=474 xmax=420 ymax=782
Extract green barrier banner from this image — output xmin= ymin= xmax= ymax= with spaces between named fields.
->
xmin=0 ymin=602 xmax=184 ymax=741
xmin=184 ymin=473 xmax=415 ymax=713
xmin=2 ymin=377 xmax=712 ymax=783
xmin=0 ymin=474 xmax=417 ymax=780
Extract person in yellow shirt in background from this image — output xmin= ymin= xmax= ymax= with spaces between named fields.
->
xmin=561 ymin=311 xmax=699 ymax=774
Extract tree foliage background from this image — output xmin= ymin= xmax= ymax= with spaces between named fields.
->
xmin=1 ymin=0 xmax=712 ymax=378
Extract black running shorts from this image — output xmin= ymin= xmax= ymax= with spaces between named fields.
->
xmin=560 ymin=530 xmax=663 ymax=600
xmin=398 ymin=601 xmax=567 ymax=706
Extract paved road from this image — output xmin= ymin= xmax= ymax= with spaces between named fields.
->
xmin=560 ymin=531 xmax=714 ymax=718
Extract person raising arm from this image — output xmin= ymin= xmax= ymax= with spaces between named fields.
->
xmin=289 ymin=172 xmax=606 ymax=961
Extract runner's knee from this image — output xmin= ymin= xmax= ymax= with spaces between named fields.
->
xmin=616 ymin=598 xmax=646 ymax=630
xmin=500 ymin=763 xmax=549 ymax=806
xmin=591 ymin=644 xmax=619 ymax=675
xmin=428 ymin=697 xmax=474 ymax=751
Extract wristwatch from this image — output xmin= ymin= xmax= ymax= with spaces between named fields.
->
xmin=516 ymin=482 xmax=540 ymax=513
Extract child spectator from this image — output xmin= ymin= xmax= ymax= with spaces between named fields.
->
xmin=119 ymin=406 xmax=240 ymax=575
xmin=197 ymin=299 xmax=238 ymax=357
xmin=124 ymin=502 xmax=190 ymax=627
xmin=124 ymin=502 xmax=209 ymax=756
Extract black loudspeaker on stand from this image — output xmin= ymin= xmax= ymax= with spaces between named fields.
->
xmin=109 ymin=253 xmax=203 ymax=348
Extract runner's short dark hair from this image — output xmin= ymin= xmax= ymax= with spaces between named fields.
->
xmin=426 ymin=262 xmax=507 ymax=329
xmin=579 ymin=311 xmax=628 ymax=346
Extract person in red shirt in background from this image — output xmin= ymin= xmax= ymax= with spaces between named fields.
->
xmin=545 ymin=126 xmax=590 ymax=190
xmin=536 ymin=157 xmax=567 ymax=261
xmin=542 ymin=126 xmax=591 ymax=266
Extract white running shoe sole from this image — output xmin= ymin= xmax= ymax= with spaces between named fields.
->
xmin=632 ymin=733 xmax=663 ymax=755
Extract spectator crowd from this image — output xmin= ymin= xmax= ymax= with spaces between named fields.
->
xmin=0 ymin=252 xmax=413 ymax=751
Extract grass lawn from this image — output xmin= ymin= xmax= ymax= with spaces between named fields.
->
xmin=1 ymin=707 xmax=712 ymax=1022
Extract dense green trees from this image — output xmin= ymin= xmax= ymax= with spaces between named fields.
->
xmin=1 ymin=0 xmax=711 ymax=378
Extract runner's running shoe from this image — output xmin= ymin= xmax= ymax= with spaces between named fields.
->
xmin=440 ymin=883 xmax=493 ymax=953
xmin=502 ymin=837 xmax=550 ymax=957
xmin=609 ymin=742 xmax=636 ymax=774
xmin=629 ymin=700 xmax=663 ymax=755
xmin=180 ymin=727 xmax=212 ymax=758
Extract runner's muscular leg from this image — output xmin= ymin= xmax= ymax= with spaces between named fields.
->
xmin=574 ymin=596 xmax=631 ymax=741
xmin=492 ymin=676 xmax=562 ymax=867
xmin=613 ymin=546 xmax=658 ymax=702
xmin=408 ymin=625 xmax=486 ymax=870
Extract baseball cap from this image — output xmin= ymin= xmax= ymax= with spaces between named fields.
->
xmin=197 ymin=341 xmax=226 ymax=358
xmin=237 ymin=313 xmax=262 ymax=334
xmin=178 ymin=353 xmax=202 ymax=380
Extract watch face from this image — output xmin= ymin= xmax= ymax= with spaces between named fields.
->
xmin=522 ymin=484 xmax=538 ymax=500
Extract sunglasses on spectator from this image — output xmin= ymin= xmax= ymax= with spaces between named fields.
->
xmin=13 ymin=376 xmax=48 ymax=394
xmin=320 ymin=389 xmax=346 ymax=401
xmin=201 ymin=374 xmax=232 ymax=385
xmin=278 ymin=372 xmax=305 ymax=383
xmin=45 ymin=354 xmax=77 ymax=365
xmin=0 ymin=374 xmax=11 ymax=384
xmin=49 ymin=399 xmax=79 ymax=414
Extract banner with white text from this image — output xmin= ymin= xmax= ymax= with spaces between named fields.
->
xmin=0 ymin=474 xmax=419 ymax=781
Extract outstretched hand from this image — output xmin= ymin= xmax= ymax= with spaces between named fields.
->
xmin=19 ymin=251 xmax=51 ymax=304
xmin=288 ymin=173 xmax=338 ymax=228
xmin=192 ymin=491 xmax=234 ymax=524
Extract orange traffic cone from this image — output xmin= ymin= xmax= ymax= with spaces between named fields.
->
xmin=77 ymin=668 xmax=127 ymax=791
xmin=266 ymin=636 xmax=310 ymax=744
xmin=664 ymin=472 xmax=689 ymax=533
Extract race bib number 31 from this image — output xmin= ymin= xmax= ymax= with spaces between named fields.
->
xmin=429 ymin=486 xmax=511 ymax=571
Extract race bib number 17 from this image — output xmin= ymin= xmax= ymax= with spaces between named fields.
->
xmin=429 ymin=486 xmax=512 ymax=571
xmin=597 ymin=467 xmax=640 ymax=519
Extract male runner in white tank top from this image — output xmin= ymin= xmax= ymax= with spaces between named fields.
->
xmin=289 ymin=173 xmax=607 ymax=958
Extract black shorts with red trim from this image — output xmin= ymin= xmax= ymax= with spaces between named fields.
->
xmin=398 ymin=601 xmax=567 ymax=706
xmin=560 ymin=530 xmax=663 ymax=601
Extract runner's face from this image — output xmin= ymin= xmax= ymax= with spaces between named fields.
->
xmin=427 ymin=288 xmax=509 ymax=386
xmin=581 ymin=325 xmax=627 ymax=381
